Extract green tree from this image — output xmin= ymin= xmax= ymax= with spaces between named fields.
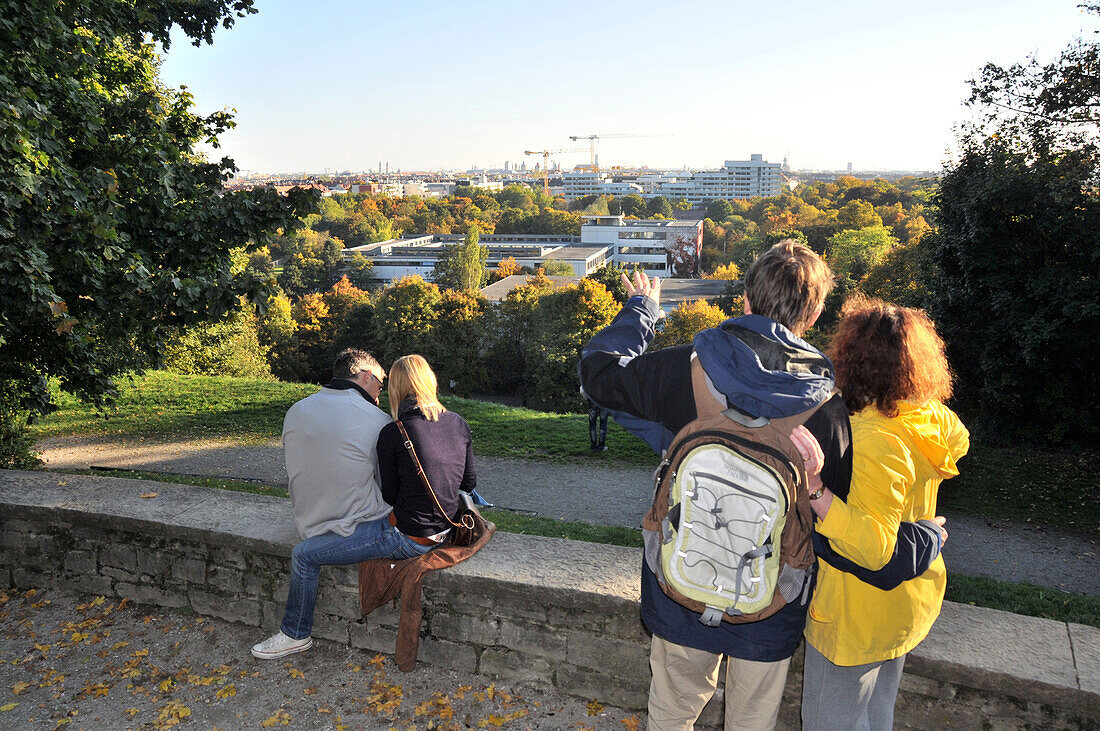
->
xmin=826 ymin=226 xmax=899 ymax=282
xmin=433 ymin=225 xmax=489 ymax=292
xmin=0 ymin=0 xmax=315 ymax=465
xmin=647 ymin=196 xmax=673 ymax=218
xmin=163 ymin=307 xmax=273 ymax=379
xmin=258 ymin=292 xmax=307 ymax=382
xmin=620 ymin=194 xmax=648 ymax=218
xmin=540 ymin=260 xmax=577 ymax=276
xmin=835 ymin=199 xmax=882 ymax=230
xmin=373 ymin=276 xmax=442 ymax=366
xmin=430 ymin=289 xmax=488 ymax=396
xmin=526 ymin=279 xmax=620 ymax=412
xmin=927 ymin=6 xmax=1100 ymax=446
xmin=344 ymin=253 xmax=375 ymax=289
xmin=705 ymin=199 xmax=735 ymax=222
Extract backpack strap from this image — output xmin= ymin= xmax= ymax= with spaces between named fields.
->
xmin=690 ymin=352 xmax=727 ymax=418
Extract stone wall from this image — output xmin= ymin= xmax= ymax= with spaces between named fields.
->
xmin=1 ymin=470 xmax=1097 ymax=729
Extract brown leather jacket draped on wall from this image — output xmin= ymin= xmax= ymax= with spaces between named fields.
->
xmin=357 ymin=516 xmax=495 ymax=671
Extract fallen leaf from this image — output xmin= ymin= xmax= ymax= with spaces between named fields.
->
xmin=621 ymin=715 xmax=642 ymax=730
xmin=287 ymin=667 xmax=304 ymax=680
xmin=260 ymin=709 xmax=292 ymax=726
xmin=586 ymin=699 xmax=604 ymax=716
xmin=140 ymin=492 xmax=158 ymax=499
xmin=303 ymin=687 xmax=317 ymax=695
xmin=12 ymin=681 xmax=31 ymax=695
xmin=214 ymin=684 xmax=236 ymax=699
xmin=125 ymin=708 xmax=139 ymax=717
xmin=0 ymin=703 xmax=18 ymax=711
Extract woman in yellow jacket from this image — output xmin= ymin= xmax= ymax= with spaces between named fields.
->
xmin=793 ymin=296 xmax=969 ymax=730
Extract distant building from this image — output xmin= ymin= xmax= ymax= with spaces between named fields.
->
xmin=581 ymin=215 xmax=703 ymax=278
xmin=658 ymin=155 xmax=782 ymax=203
xmin=562 ymin=172 xmax=644 ymax=201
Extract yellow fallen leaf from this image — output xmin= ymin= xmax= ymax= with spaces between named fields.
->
xmin=91 ymin=596 xmax=106 ymax=606
xmin=0 ymin=703 xmax=18 ymax=711
xmin=125 ymin=707 xmax=139 ymax=717
xmin=303 ymin=687 xmax=317 ymax=695
xmin=23 ymin=589 xmax=36 ymax=599
xmin=287 ymin=667 xmax=304 ymax=679
xmin=112 ymin=642 xmax=129 ymax=650
xmin=621 ymin=715 xmax=642 ymax=730
xmin=117 ymin=598 xmax=132 ymax=609
xmin=214 ymin=684 xmax=236 ymax=699
xmin=140 ymin=492 xmax=158 ymax=499
xmin=158 ymin=678 xmax=174 ymax=692
xmin=12 ymin=681 xmax=31 ymax=695
xmin=586 ymin=699 xmax=604 ymax=716
xmin=260 ymin=709 xmax=292 ymax=726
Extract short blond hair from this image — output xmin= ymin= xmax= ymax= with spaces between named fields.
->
xmin=388 ymin=354 xmax=446 ymax=421
xmin=743 ymin=240 xmax=834 ymax=335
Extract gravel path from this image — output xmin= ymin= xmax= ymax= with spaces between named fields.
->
xmin=0 ymin=586 xmax=641 ymax=730
xmin=35 ymin=436 xmax=1100 ymax=596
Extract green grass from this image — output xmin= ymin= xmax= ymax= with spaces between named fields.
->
xmin=52 ymin=467 xmax=1100 ymax=628
xmin=30 ymin=371 xmax=1096 ymax=532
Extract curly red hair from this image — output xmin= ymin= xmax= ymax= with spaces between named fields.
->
xmin=829 ymin=295 xmax=953 ymax=417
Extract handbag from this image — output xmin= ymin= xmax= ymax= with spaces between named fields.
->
xmin=395 ymin=421 xmax=487 ymax=547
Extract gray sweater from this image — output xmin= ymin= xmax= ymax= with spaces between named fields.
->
xmin=282 ymin=386 xmax=393 ymax=539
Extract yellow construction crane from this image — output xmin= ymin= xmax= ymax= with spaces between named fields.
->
xmin=568 ymin=133 xmax=672 ymax=171
xmin=523 ymin=148 xmax=586 ymax=197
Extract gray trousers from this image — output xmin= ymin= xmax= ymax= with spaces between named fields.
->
xmin=801 ymin=642 xmax=906 ymax=730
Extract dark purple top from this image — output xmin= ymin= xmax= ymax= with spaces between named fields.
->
xmin=376 ymin=400 xmax=477 ymax=537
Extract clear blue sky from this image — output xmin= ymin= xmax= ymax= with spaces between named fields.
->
xmin=159 ymin=0 xmax=1093 ymax=175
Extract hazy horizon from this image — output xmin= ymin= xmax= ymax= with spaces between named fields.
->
xmin=160 ymin=0 xmax=1092 ymax=175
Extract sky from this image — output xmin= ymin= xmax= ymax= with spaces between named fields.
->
xmin=159 ymin=0 xmax=1094 ymax=175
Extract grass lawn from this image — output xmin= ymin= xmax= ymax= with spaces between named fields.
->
xmin=53 ymin=467 xmax=1100 ymax=628
xmin=31 ymin=371 xmax=1096 ymax=532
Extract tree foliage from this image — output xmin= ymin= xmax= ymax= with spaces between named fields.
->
xmin=652 ymin=300 xmax=728 ymax=350
xmin=927 ymin=6 xmax=1100 ymax=446
xmin=0 ymin=0 xmax=315 ymax=464
xmin=434 ymin=225 xmax=488 ymax=291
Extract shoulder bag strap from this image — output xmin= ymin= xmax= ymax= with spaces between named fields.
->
xmin=395 ymin=420 xmax=475 ymax=530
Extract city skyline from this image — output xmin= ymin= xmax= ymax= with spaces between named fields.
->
xmin=159 ymin=0 xmax=1092 ymax=175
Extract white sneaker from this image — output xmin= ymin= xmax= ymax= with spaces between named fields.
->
xmin=251 ymin=631 xmax=313 ymax=660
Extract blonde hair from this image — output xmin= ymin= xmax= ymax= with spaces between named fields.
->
xmin=388 ymin=354 xmax=446 ymax=421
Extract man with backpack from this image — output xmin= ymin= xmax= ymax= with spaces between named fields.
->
xmin=579 ymin=241 xmax=945 ymax=730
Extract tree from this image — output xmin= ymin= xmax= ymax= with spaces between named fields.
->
xmin=490 ymin=256 xmax=520 ymax=283
xmin=373 ymin=276 xmax=442 ymax=366
xmin=926 ymin=7 xmax=1100 ymax=446
xmin=620 ymin=194 xmax=648 ymax=218
xmin=835 ymin=199 xmax=882 ymax=230
xmin=540 ymin=260 xmax=577 ymax=276
xmin=0 ymin=0 xmax=316 ymax=465
xmin=525 ymin=279 xmax=620 ymax=412
xmin=703 ymin=263 xmax=741 ymax=281
xmin=258 ymin=291 xmax=305 ymax=382
xmin=586 ymin=263 xmax=637 ymax=304
xmin=163 ymin=307 xmax=273 ymax=379
xmin=430 ymin=289 xmax=488 ymax=396
xmin=652 ymin=299 xmax=728 ymax=350
xmin=344 ymin=253 xmax=375 ymax=289
xmin=434 ymin=225 xmax=489 ymax=291
xmin=826 ymin=226 xmax=899 ymax=282
xmin=647 ymin=196 xmax=673 ymax=218
xmin=705 ymin=199 xmax=735 ymax=222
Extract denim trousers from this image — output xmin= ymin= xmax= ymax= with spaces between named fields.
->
xmin=280 ymin=516 xmax=434 ymax=639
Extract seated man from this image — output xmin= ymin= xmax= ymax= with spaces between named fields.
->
xmin=252 ymin=348 xmax=400 ymax=659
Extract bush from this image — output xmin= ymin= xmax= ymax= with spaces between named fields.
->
xmin=163 ymin=309 xmax=274 ymax=380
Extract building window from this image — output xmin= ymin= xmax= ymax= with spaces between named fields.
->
xmin=618 ymin=231 xmax=667 ymax=240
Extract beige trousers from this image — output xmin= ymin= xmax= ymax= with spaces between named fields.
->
xmin=647 ymin=635 xmax=791 ymax=731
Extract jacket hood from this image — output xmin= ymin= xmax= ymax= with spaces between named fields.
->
xmin=891 ymin=402 xmax=962 ymax=478
xmin=693 ymin=314 xmax=834 ymax=419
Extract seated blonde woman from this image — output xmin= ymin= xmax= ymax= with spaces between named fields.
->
xmin=375 ymin=354 xmax=477 ymax=548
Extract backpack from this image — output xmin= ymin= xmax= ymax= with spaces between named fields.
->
xmin=641 ymin=354 xmax=826 ymax=627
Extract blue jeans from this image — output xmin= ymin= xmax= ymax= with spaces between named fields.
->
xmin=280 ymin=516 xmax=434 ymax=639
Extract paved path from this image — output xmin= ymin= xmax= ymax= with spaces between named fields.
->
xmin=36 ymin=436 xmax=1100 ymax=596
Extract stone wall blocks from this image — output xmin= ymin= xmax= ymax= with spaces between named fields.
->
xmin=553 ymin=664 xmax=649 ymax=711
xmin=63 ymin=551 xmax=97 ymax=575
xmin=497 ymin=619 xmax=567 ymax=658
xmin=565 ymin=633 xmax=649 ymax=677
xmin=417 ymin=637 xmax=478 ymax=673
xmin=479 ymin=647 xmax=553 ymax=684
xmin=314 ymin=586 xmax=363 ymax=621
xmin=170 ymin=557 xmax=206 ymax=585
xmin=99 ymin=544 xmax=138 ymax=571
xmin=115 ymin=581 xmax=187 ymax=609
xmin=349 ymin=620 xmax=397 ymax=654
xmin=188 ymin=590 xmax=261 ymax=627
xmin=207 ymin=565 xmax=244 ymax=594
xmin=310 ymin=613 xmax=350 ymax=644
xmin=431 ymin=613 xmax=500 ymax=647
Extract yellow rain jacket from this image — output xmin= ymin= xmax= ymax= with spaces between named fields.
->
xmin=804 ymin=400 xmax=969 ymax=666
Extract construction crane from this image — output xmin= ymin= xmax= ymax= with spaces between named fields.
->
xmin=523 ymin=148 xmax=586 ymax=197
xmin=568 ymin=133 xmax=672 ymax=171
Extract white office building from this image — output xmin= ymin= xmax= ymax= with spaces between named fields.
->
xmin=657 ymin=155 xmax=782 ymax=203
xmin=562 ymin=172 xmax=644 ymax=201
xmin=581 ymin=215 xmax=703 ymax=278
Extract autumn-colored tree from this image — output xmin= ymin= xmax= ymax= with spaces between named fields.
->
xmin=291 ymin=293 xmax=334 ymax=381
xmin=490 ymin=256 xmax=520 ymax=283
xmin=258 ymin=292 xmax=306 ymax=382
xmin=372 ymin=276 xmax=442 ymax=366
xmin=525 ymin=279 xmax=621 ymax=412
xmin=826 ymin=225 xmax=899 ymax=282
xmin=652 ymin=299 xmax=728 ymax=350
xmin=703 ymin=263 xmax=741 ymax=280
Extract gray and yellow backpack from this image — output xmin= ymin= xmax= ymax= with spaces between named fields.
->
xmin=642 ymin=354 xmax=826 ymax=627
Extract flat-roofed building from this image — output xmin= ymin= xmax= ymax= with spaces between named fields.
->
xmin=581 ymin=215 xmax=703 ymax=278
xmin=656 ymin=155 xmax=782 ymax=203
